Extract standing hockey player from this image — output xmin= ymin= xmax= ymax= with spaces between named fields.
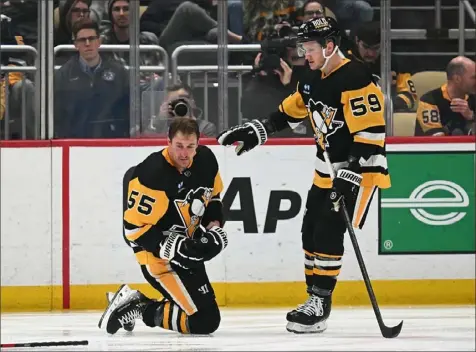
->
xmin=99 ymin=117 xmax=228 ymax=335
xmin=217 ymin=17 xmax=390 ymax=334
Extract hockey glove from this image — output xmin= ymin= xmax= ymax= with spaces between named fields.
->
xmin=328 ymin=167 xmax=362 ymax=212
xmin=195 ymin=225 xmax=228 ymax=261
xmin=217 ymin=119 xmax=267 ymax=156
xmin=158 ymin=232 xmax=205 ymax=270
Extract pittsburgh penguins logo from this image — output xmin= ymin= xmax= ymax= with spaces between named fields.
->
xmin=173 ymin=187 xmax=213 ymax=238
xmin=307 ymin=98 xmax=343 ymax=148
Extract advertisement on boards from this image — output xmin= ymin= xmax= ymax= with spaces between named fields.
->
xmin=380 ymin=152 xmax=475 ymax=254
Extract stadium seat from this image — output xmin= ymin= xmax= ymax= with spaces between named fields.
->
xmin=411 ymin=71 xmax=446 ymax=98
xmin=393 ymin=112 xmax=417 ymax=137
xmin=140 ymin=6 xmax=148 ymax=17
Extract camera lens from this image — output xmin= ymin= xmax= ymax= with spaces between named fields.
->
xmin=173 ymin=100 xmax=189 ymax=117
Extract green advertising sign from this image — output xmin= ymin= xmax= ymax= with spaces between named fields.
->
xmin=380 ymin=152 xmax=475 ymax=254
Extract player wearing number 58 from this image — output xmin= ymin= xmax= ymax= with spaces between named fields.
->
xmin=99 ymin=117 xmax=227 ymax=336
xmin=217 ymin=17 xmax=391 ymax=334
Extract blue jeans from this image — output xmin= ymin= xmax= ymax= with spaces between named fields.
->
xmin=228 ymin=0 xmax=244 ymax=35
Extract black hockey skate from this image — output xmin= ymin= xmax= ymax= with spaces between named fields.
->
xmin=106 ymin=291 xmax=135 ymax=332
xmin=98 ymin=284 xmax=149 ymax=335
xmin=286 ymin=294 xmax=332 ymax=333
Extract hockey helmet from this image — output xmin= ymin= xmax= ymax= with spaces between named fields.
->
xmin=297 ymin=17 xmax=341 ymax=48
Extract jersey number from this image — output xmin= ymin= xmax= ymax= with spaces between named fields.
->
xmin=408 ymin=80 xmax=417 ymax=94
xmin=422 ymin=110 xmax=439 ymax=123
xmin=128 ymin=190 xmax=155 ymax=215
xmin=350 ymin=93 xmax=382 ymax=117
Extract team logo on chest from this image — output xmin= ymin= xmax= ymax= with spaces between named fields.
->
xmin=172 ymin=187 xmax=213 ymax=238
xmin=307 ymin=98 xmax=344 ymax=148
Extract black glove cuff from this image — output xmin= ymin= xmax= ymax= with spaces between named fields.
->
xmin=246 ymin=119 xmax=268 ymax=145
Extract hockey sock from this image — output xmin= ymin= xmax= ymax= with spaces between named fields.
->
xmin=313 ymin=252 xmax=343 ymax=292
xmin=304 ymin=250 xmax=315 ymax=289
xmin=143 ymin=300 xmax=190 ymax=334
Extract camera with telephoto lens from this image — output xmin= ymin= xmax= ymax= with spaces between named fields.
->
xmin=256 ymin=23 xmax=298 ymax=74
xmin=169 ymin=98 xmax=192 ymax=117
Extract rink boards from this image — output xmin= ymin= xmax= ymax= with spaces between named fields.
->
xmin=1 ymin=137 xmax=475 ymax=311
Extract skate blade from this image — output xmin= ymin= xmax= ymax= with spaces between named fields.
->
xmin=98 ymin=284 xmax=131 ymax=329
xmin=286 ymin=321 xmax=327 ymax=334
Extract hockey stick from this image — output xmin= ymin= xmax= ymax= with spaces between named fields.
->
xmin=0 ymin=340 xmax=88 ymax=348
xmin=322 ymin=150 xmax=403 ymax=339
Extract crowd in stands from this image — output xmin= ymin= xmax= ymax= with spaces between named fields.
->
xmin=0 ymin=0 xmax=474 ymax=140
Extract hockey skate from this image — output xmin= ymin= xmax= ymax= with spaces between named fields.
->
xmin=106 ymin=291 xmax=135 ymax=332
xmin=98 ymin=284 xmax=149 ymax=335
xmin=286 ymin=294 xmax=332 ymax=333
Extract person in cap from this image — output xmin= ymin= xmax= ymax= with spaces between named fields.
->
xmin=346 ymin=21 xmax=417 ymax=112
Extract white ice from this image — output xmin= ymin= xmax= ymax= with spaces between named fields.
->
xmin=1 ymin=306 xmax=475 ymax=351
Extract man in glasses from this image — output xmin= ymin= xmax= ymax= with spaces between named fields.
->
xmin=54 ymin=0 xmax=107 ymax=64
xmin=55 ymin=0 xmax=91 ymax=45
xmin=54 ymin=18 xmax=130 ymax=138
xmin=301 ymin=0 xmax=326 ymax=22
xmin=345 ymin=21 xmax=417 ymax=112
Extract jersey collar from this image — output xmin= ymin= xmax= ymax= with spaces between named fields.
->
xmin=441 ymin=83 xmax=469 ymax=101
xmin=162 ymin=147 xmax=194 ymax=172
xmin=321 ymin=58 xmax=351 ymax=79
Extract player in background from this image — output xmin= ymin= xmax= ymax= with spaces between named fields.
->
xmin=217 ymin=17 xmax=391 ymax=334
xmin=99 ymin=117 xmax=228 ymax=335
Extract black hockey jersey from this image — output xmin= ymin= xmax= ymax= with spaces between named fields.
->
xmin=415 ymin=84 xmax=476 ymax=136
xmin=123 ymin=145 xmax=224 ymax=265
xmin=346 ymin=48 xmax=418 ymax=111
xmin=274 ymin=58 xmax=391 ymax=189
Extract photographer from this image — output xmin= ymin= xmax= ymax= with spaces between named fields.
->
xmin=141 ymin=82 xmax=217 ymax=137
xmin=241 ymin=24 xmax=313 ymax=137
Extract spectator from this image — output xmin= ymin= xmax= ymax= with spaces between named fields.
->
xmin=240 ymin=44 xmax=313 ymax=137
xmin=55 ymin=0 xmax=91 ymax=45
xmin=55 ymin=0 xmax=93 ymax=64
xmin=54 ymin=0 xmax=106 ymax=64
xmin=140 ymin=0 xmax=244 ymax=55
xmin=300 ymin=0 xmax=326 ymax=22
xmin=141 ymin=82 xmax=217 ymax=137
xmin=100 ymin=0 xmax=163 ymax=92
xmin=321 ymin=0 xmax=373 ymax=30
xmin=244 ymin=0 xmax=300 ymax=42
xmin=54 ymin=18 xmax=130 ymax=138
xmin=56 ymin=0 xmax=107 ymax=31
xmin=415 ymin=56 xmax=475 ymax=136
xmin=0 ymin=13 xmax=36 ymax=139
xmin=345 ymin=21 xmax=418 ymax=112
xmin=0 ymin=0 xmax=41 ymax=48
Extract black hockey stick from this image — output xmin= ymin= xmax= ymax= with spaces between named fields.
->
xmin=322 ymin=150 xmax=403 ymax=339
xmin=0 ymin=340 xmax=88 ymax=348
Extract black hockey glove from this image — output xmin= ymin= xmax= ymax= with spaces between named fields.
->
xmin=328 ymin=167 xmax=363 ymax=212
xmin=158 ymin=232 xmax=205 ymax=270
xmin=157 ymin=226 xmax=228 ymax=270
xmin=194 ymin=225 xmax=229 ymax=261
xmin=217 ymin=119 xmax=268 ymax=156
